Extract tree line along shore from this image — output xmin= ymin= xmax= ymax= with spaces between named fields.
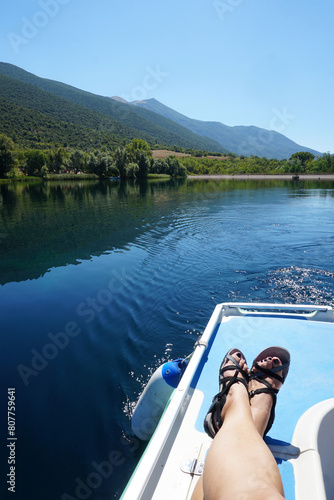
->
xmin=0 ymin=134 xmax=333 ymax=181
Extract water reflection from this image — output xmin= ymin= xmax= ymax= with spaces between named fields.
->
xmin=1 ymin=178 xmax=333 ymax=285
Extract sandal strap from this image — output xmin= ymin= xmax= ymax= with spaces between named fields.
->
xmin=258 ymin=360 xmax=289 ymax=374
xmin=249 ymin=372 xmax=279 ymax=402
xmin=220 ymin=360 xmax=249 ymax=386
xmin=211 ymin=372 xmax=248 ymax=431
xmin=225 ymin=352 xmax=244 ymax=367
xmin=248 ymin=380 xmax=278 ymax=436
xmin=218 ymin=370 xmax=249 ymax=397
xmin=249 ymin=386 xmax=278 ymax=399
xmin=249 ymin=370 xmax=280 ymax=391
xmin=249 ymin=389 xmax=278 ymax=436
xmin=250 ymin=362 xmax=286 ymax=384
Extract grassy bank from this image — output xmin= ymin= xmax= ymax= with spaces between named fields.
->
xmin=0 ymin=173 xmax=99 ymax=183
xmin=45 ymin=173 xmax=99 ymax=180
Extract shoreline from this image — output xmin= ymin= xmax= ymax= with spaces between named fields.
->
xmin=187 ymin=174 xmax=334 ymax=180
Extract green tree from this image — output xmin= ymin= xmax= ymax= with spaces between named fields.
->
xmin=0 ymin=135 xmax=15 ymax=178
xmin=97 ymin=153 xmax=113 ymax=177
xmin=166 ymin=156 xmax=186 ymax=177
xmin=113 ymin=148 xmax=129 ymax=178
xmin=135 ymin=151 xmax=150 ymax=178
xmin=23 ymin=150 xmax=46 ymax=177
xmin=109 ymin=164 xmax=120 ymax=177
xmin=48 ymin=148 xmax=65 ymax=174
xmin=289 ymin=152 xmax=315 ymax=170
xmin=126 ymin=163 xmax=139 ymax=178
xmin=88 ymin=152 xmax=117 ymax=177
xmin=69 ymin=150 xmax=87 ymax=173
xmin=320 ymin=152 xmax=334 ymax=172
xmin=87 ymin=153 xmax=97 ymax=175
xmin=151 ymin=158 xmax=167 ymax=174
xmin=126 ymin=139 xmax=151 ymax=160
xmin=41 ymin=165 xmax=49 ymax=178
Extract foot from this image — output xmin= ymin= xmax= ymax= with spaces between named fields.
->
xmin=249 ymin=355 xmax=283 ymax=437
xmin=219 ymin=350 xmax=249 ymax=420
xmin=204 ymin=349 xmax=249 ymax=438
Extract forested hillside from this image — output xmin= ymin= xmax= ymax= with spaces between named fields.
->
xmin=0 ymin=97 xmax=125 ymax=150
xmin=0 ymin=63 xmax=225 ymax=153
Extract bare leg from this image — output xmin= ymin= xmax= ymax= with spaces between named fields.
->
xmin=191 ymin=353 xmax=284 ymax=500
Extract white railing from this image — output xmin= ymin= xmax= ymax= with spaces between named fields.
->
xmin=220 ymin=302 xmax=334 ymax=321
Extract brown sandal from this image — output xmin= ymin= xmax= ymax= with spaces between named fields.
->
xmin=249 ymin=346 xmax=290 ymax=436
xmin=204 ymin=348 xmax=249 ymax=438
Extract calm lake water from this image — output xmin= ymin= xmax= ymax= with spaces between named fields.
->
xmin=1 ymin=177 xmax=334 ymax=500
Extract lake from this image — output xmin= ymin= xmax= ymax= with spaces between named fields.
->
xmin=1 ymin=177 xmax=334 ymax=500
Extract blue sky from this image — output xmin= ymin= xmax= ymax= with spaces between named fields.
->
xmin=1 ymin=0 xmax=333 ymax=154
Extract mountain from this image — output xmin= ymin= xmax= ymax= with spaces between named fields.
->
xmin=0 ymin=94 xmax=125 ymax=150
xmin=0 ymin=62 xmax=320 ymax=158
xmin=128 ymin=98 xmax=320 ymax=160
xmin=0 ymin=73 xmax=140 ymax=150
xmin=0 ymin=63 xmax=226 ymax=153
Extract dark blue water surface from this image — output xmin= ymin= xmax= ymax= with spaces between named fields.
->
xmin=1 ymin=178 xmax=334 ymax=500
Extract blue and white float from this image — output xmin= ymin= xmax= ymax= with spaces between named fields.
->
xmin=131 ymin=359 xmax=187 ymax=441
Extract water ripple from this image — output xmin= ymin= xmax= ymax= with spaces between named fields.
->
xmin=262 ymin=266 xmax=334 ymax=306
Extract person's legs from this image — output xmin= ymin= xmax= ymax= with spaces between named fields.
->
xmin=191 ymin=352 xmax=285 ymax=500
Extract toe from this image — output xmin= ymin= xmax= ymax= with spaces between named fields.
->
xmin=232 ymin=352 xmax=249 ymax=374
xmin=224 ymin=350 xmax=249 ymax=376
xmin=251 ymin=356 xmax=283 ymax=391
xmin=264 ymin=356 xmax=283 ymax=372
xmin=254 ymin=356 xmax=282 ymax=371
xmin=272 ymin=356 xmax=282 ymax=367
xmin=240 ymin=357 xmax=249 ymax=374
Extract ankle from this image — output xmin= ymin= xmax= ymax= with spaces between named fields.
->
xmin=221 ymin=381 xmax=250 ymax=420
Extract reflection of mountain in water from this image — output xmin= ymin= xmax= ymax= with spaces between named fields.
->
xmin=1 ymin=178 xmax=333 ymax=285
xmin=0 ymin=179 xmax=186 ymax=284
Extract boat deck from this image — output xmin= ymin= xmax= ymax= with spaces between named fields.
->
xmin=122 ymin=304 xmax=334 ymax=500
xmin=193 ymin=314 xmax=334 ymax=499
xmin=152 ymin=312 xmax=334 ymax=500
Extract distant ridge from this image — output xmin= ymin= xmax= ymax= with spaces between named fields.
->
xmin=111 ymin=96 xmax=128 ymax=104
xmin=127 ymin=98 xmax=320 ymax=160
xmin=0 ymin=62 xmax=226 ymax=153
xmin=0 ymin=62 xmax=320 ymax=159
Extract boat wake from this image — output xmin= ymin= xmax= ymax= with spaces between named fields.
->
xmin=263 ymin=266 xmax=334 ymax=307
